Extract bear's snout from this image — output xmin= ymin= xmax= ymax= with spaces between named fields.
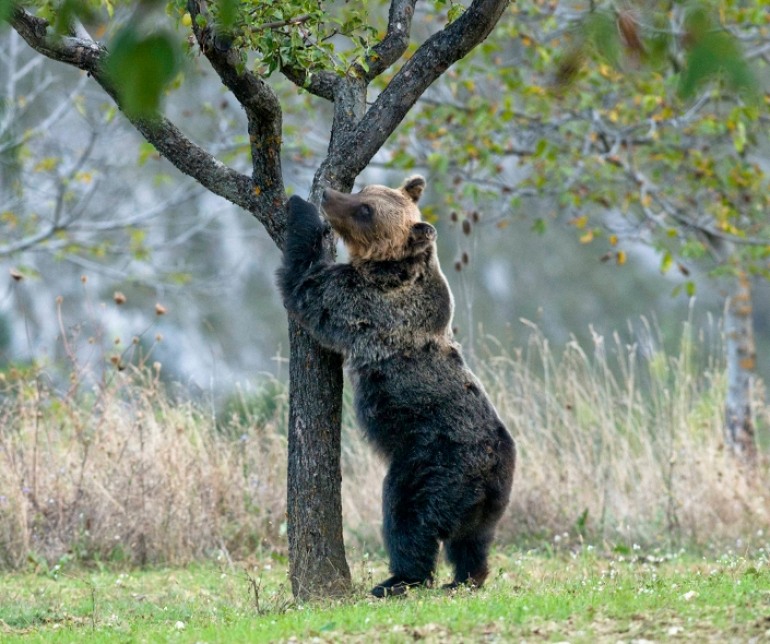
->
xmin=320 ymin=188 xmax=359 ymax=220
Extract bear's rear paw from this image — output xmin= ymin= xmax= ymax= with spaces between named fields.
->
xmin=371 ymin=576 xmax=431 ymax=598
xmin=441 ymin=580 xmax=481 ymax=593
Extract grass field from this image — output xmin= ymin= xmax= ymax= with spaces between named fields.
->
xmin=2 ymin=317 xmax=770 ymax=641
xmin=2 ymin=548 xmax=769 ymax=642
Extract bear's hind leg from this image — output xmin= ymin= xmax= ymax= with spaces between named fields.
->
xmin=372 ymin=517 xmax=439 ymax=597
xmin=372 ymin=471 xmax=441 ymax=598
xmin=443 ymin=530 xmax=494 ymax=589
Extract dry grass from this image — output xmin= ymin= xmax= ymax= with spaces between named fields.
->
xmin=485 ymin=319 xmax=770 ymax=550
xmin=0 ymin=365 xmax=289 ymax=569
xmin=1 ymin=319 xmax=768 ymax=570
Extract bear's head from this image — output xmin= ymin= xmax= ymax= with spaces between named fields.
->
xmin=321 ymin=176 xmax=435 ymax=263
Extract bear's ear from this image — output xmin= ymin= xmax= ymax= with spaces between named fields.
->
xmin=401 ymin=175 xmax=426 ymax=203
xmin=406 ymin=222 xmax=437 ymax=255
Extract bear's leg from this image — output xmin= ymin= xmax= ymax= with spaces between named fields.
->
xmin=443 ymin=529 xmax=494 ymax=589
xmin=371 ymin=472 xmax=441 ymax=598
xmin=372 ymin=515 xmax=440 ymax=598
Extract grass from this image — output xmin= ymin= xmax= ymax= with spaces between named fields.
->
xmin=2 ymin=548 xmax=770 ymax=642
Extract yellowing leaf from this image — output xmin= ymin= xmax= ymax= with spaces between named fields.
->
xmin=1 ymin=210 xmax=19 ymax=228
xmin=580 ymin=230 xmax=594 ymax=244
xmin=34 ymin=157 xmax=59 ymax=172
xmin=732 ymin=121 xmax=747 ymax=153
xmin=609 ymin=234 xmax=618 ymax=246
xmin=616 ymin=250 xmax=627 ymax=265
xmin=660 ymin=251 xmax=673 ymax=274
xmin=572 ymin=215 xmax=589 ymax=229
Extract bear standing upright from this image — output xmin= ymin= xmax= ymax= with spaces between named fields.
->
xmin=278 ymin=176 xmax=515 ymax=597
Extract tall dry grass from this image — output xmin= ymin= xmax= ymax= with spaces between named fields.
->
xmin=1 ymin=319 xmax=768 ymax=570
xmin=0 ymin=366 xmax=289 ymax=569
xmin=485 ymin=319 xmax=770 ymax=550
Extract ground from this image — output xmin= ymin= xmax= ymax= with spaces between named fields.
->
xmin=1 ymin=548 xmax=769 ymax=642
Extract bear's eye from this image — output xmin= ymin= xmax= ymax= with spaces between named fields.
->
xmin=356 ymin=204 xmax=373 ymax=220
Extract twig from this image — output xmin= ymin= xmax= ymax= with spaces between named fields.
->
xmin=245 ymin=571 xmax=263 ymax=614
xmin=251 ymin=13 xmax=312 ymax=31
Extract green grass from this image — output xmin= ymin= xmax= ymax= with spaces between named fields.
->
xmin=2 ymin=549 xmax=769 ymax=642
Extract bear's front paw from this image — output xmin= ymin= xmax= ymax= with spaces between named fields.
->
xmin=283 ymin=195 xmax=327 ymax=265
xmin=287 ymin=195 xmax=323 ymax=230
xmin=405 ymin=222 xmax=437 ymax=257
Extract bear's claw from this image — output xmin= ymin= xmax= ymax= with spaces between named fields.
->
xmin=371 ymin=576 xmax=430 ymax=598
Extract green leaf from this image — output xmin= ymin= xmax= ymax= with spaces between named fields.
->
xmin=138 ymin=142 xmax=157 ymax=166
xmin=0 ymin=0 xmax=14 ymax=24
xmin=217 ymin=0 xmax=238 ymax=30
xmin=447 ymin=3 xmax=464 ymax=23
xmin=678 ymin=30 xmax=756 ymax=99
xmin=51 ymin=0 xmax=88 ymax=35
xmin=105 ymin=28 xmax=181 ymax=119
xmin=732 ymin=120 xmax=747 ymax=154
xmin=584 ymin=12 xmax=621 ymax=68
xmin=427 ymin=152 xmax=449 ymax=174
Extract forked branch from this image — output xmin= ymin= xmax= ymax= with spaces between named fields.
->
xmin=329 ymin=0 xmax=510 ymax=185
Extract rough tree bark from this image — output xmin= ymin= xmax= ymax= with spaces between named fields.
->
xmin=9 ymin=0 xmax=510 ymax=599
xmin=724 ymin=270 xmax=758 ymax=465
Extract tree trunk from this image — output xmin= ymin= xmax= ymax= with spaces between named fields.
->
xmin=286 ymin=319 xmax=350 ymax=599
xmin=724 ymin=270 xmax=758 ymax=464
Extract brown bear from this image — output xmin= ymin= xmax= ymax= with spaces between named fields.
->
xmin=278 ymin=176 xmax=515 ymax=597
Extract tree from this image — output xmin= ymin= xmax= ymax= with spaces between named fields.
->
xmin=391 ymin=0 xmax=769 ymax=464
xmin=7 ymin=0 xmax=509 ymax=598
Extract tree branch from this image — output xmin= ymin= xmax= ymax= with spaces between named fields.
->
xmin=254 ymin=13 xmax=312 ymax=32
xmin=331 ymin=0 xmax=510 ymax=184
xmin=613 ymin=153 xmax=770 ymax=249
xmin=9 ymin=6 xmax=280 ymax=240
xmin=279 ymin=66 xmax=338 ymax=101
xmin=187 ymin=0 xmax=286 ymax=242
xmin=361 ymin=0 xmax=418 ymax=81
xmin=279 ymin=0 xmax=419 ymax=100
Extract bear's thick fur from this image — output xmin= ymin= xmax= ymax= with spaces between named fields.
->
xmin=278 ymin=176 xmax=515 ymax=597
